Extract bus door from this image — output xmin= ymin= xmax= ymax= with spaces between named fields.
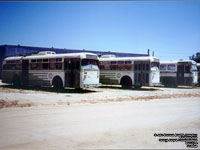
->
xmin=134 ymin=61 xmax=150 ymax=86
xmin=177 ymin=63 xmax=184 ymax=85
xmin=64 ymin=58 xmax=80 ymax=88
xmin=22 ymin=59 xmax=29 ymax=86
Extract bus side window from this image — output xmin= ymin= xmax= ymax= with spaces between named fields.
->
xmin=118 ymin=61 xmax=124 ymax=70
xmin=168 ymin=65 xmax=176 ymax=71
xmin=56 ymin=63 xmax=62 ymax=70
xmin=43 ymin=63 xmax=49 ymax=70
xmin=100 ymin=64 xmax=104 ymax=70
xmin=110 ymin=61 xmax=117 ymax=70
xmin=16 ymin=64 xmax=21 ymax=70
xmin=49 ymin=63 xmax=55 ymax=70
xmin=5 ymin=64 xmax=16 ymax=70
xmin=160 ymin=65 xmax=166 ymax=70
xmin=3 ymin=64 xmax=7 ymax=70
xmin=31 ymin=63 xmax=38 ymax=70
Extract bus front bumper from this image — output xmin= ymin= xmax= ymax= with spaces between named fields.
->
xmin=82 ymin=83 xmax=101 ymax=88
xmin=152 ymin=82 xmax=162 ymax=87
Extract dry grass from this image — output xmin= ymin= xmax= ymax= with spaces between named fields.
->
xmin=0 ymin=100 xmax=35 ymax=108
xmin=78 ymin=93 xmax=200 ymax=104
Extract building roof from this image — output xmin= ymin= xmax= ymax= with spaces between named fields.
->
xmin=0 ymin=44 xmax=149 ymax=58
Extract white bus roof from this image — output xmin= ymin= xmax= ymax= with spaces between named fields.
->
xmin=160 ymin=61 xmax=178 ymax=64
xmin=4 ymin=56 xmax=23 ymax=61
xmin=160 ymin=60 xmax=197 ymax=65
xmin=4 ymin=52 xmax=98 ymax=61
xmin=99 ymin=56 xmax=159 ymax=62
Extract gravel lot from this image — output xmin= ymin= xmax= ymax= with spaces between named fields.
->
xmin=0 ymin=80 xmax=200 ymax=149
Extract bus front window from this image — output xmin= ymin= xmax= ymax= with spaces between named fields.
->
xmin=191 ymin=65 xmax=197 ymax=71
xmin=151 ymin=62 xmax=159 ymax=71
xmin=81 ymin=59 xmax=99 ymax=70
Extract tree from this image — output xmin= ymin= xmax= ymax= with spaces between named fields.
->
xmin=190 ymin=52 xmax=200 ymax=63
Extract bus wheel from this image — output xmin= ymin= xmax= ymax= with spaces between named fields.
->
xmin=120 ymin=76 xmax=132 ymax=89
xmin=52 ymin=76 xmax=63 ymax=89
xmin=12 ymin=75 xmax=21 ymax=87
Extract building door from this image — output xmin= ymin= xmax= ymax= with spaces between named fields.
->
xmin=134 ymin=61 xmax=150 ymax=86
xmin=177 ymin=63 xmax=185 ymax=85
xmin=22 ymin=60 xmax=29 ymax=86
xmin=64 ymin=59 xmax=80 ymax=88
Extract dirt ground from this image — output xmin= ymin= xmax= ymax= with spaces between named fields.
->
xmin=0 ymin=80 xmax=200 ymax=149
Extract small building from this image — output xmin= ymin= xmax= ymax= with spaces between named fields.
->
xmin=0 ymin=44 xmax=149 ymax=77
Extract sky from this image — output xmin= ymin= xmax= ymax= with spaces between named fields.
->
xmin=0 ymin=1 xmax=200 ymax=61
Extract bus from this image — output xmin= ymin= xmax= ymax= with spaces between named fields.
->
xmin=1 ymin=51 xmax=100 ymax=89
xmin=99 ymin=55 xmax=160 ymax=89
xmin=160 ymin=60 xmax=198 ymax=87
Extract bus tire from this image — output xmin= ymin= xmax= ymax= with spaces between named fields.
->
xmin=52 ymin=76 xmax=63 ymax=89
xmin=120 ymin=76 xmax=132 ymax=89
xmin=12 ymin=75 xmax=21 ymax=87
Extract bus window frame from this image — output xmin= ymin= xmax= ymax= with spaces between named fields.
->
xmin=160 ymin=64 xmax=167 ymax=70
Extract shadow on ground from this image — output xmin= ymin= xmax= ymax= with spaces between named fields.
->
xmin=0 ymin=84 xmax=97 ymax=94
xmin=99 ymin=85 xmax=160 ymax=91
xmin=159 ymin=86 xmax=196 ymax=89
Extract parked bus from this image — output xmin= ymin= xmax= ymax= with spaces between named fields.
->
xmin=1 ymin=51 xmax=100 ymax=89
xmin=99 ymin=55 xmax=160 ymax=89
xmin=160 ymin=60 xmax=198 ymax=87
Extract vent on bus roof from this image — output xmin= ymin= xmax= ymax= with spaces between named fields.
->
xmin=100 ymin=55 xmax=116 ymax=58
xmin=33 ymin=51 xmax=56 ymax=55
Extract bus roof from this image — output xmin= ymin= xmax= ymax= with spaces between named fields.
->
xmin=99 ymin=56 xmax=159 ymax=62
xmin=160 ymin=61 xmax=178 ymax=64
xmin=160 ymin=60 xmax=197 ymax=65
xmin=4 ymin=52 xmax=98 ymax=61
xmin=4 ymin=56 xmax=23 ymax=61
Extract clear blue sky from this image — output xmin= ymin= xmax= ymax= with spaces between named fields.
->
xmin=0 ymin=1 xmax=200 ymax=61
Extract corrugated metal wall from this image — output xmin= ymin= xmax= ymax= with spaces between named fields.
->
xmin=0 ymin=46 xmax=6 ymax=78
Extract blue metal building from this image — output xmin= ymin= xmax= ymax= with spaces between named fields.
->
xmin=0 ymin=44 xmax=149 ymax=77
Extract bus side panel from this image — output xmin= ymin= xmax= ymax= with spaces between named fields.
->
xmin=100 ymin=71 xmax=119 ymax=85
xmin=160 ymin=76 xmax=177 ymax=87
xmin=29 ymin=70 xmax=64 ymax=87
xmin=185 ymin=77 xmax=193 ymax=86
xmin=160 ymin=71 xmax=177 ymax=87
xmin=2 ymin=70 xmax=22 ymax=84
xmin=100 ymin=70 xmax=134 ymax=85
xmin=28 ymin=72 xmax=50 ymax=86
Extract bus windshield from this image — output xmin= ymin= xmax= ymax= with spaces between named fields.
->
xmin=191 ymin=65 xmax=197 ymax=71
xmin=81 ymin=59 xmax=99 ymax=70
xmin=151 ymin=62 xmax=159 ymax=70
